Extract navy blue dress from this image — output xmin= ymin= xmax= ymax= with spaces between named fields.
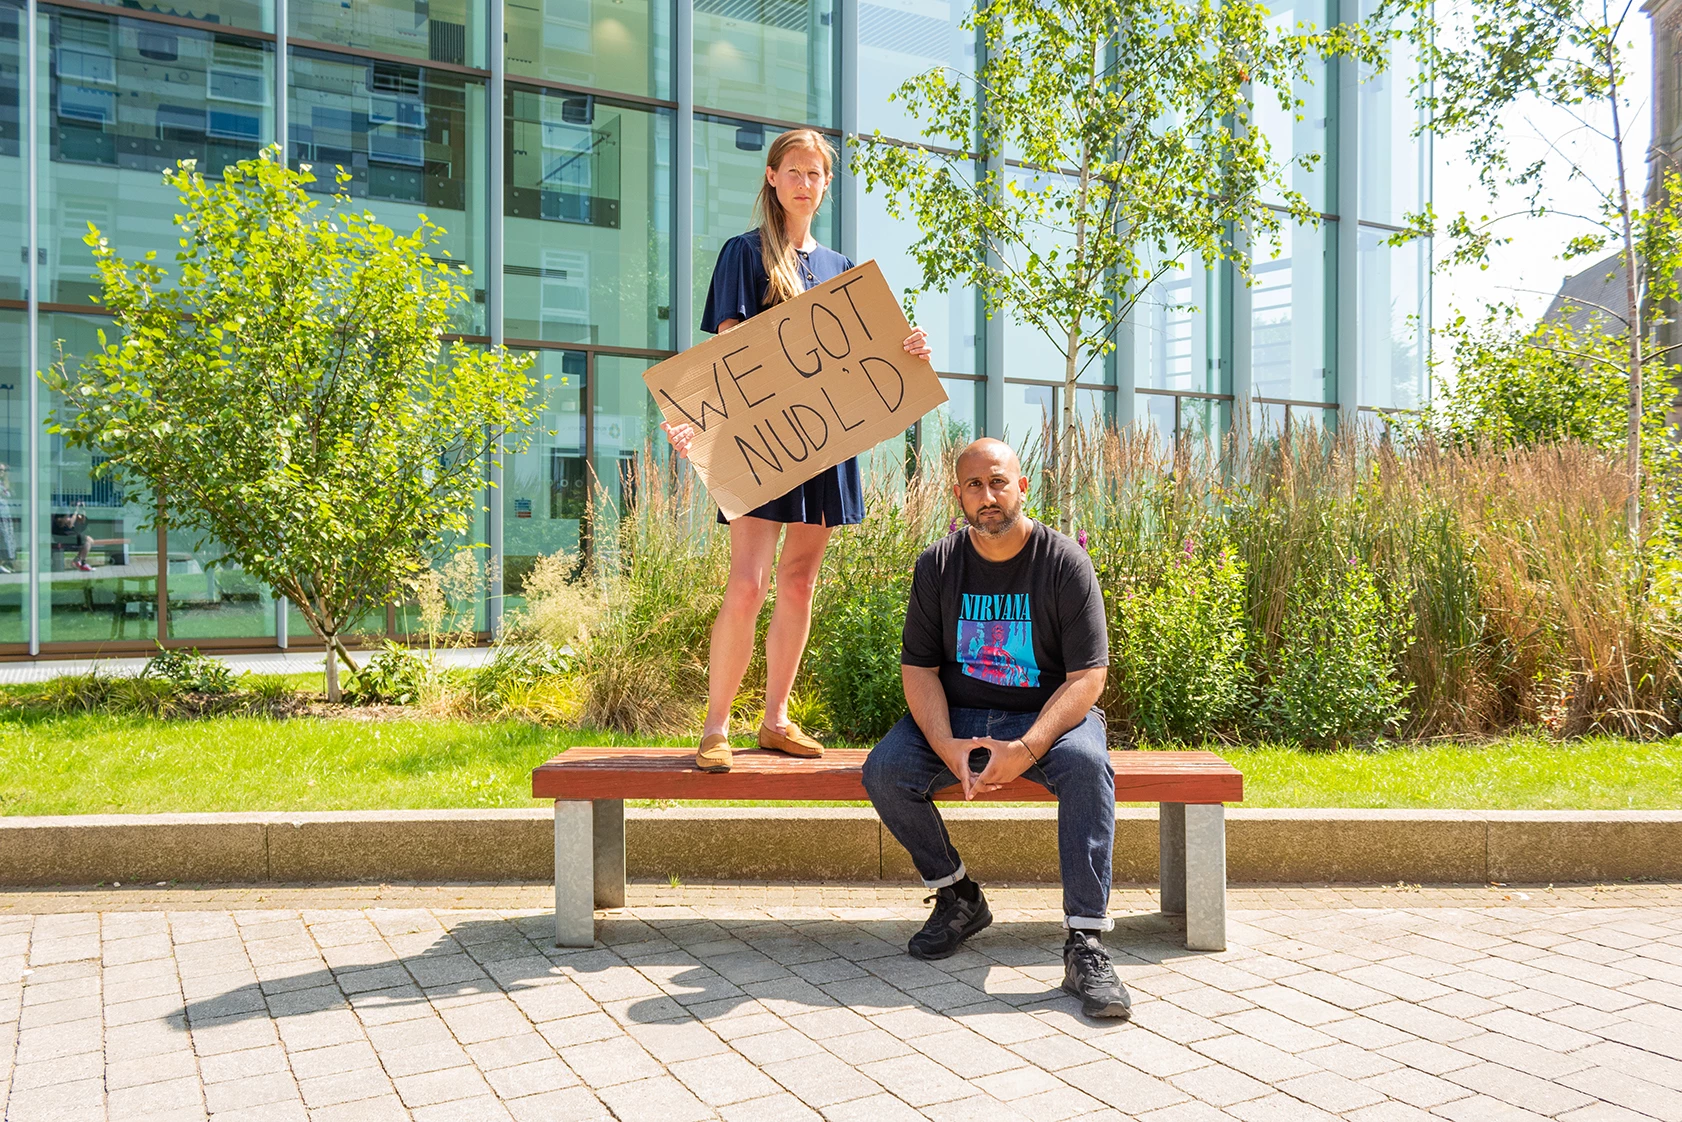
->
xmin=701 ymin=231 xmax=866 ymax=527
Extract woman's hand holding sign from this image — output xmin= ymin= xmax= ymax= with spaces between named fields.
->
xmin=903 ymin=326 xmax=932 ymax=361
xmin=660 ymin=420 xmax=696 ymax=459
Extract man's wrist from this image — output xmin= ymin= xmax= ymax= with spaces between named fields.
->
xmin=1015 ymin=737 xmax=1043 ymax=763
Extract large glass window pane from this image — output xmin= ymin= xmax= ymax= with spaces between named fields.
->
xmin=38 ymin=313 xmax=159 ymax=645
xmin=505 ymin=88 xmax=671 ymax=349
xmin=593 ymin=353 xmax=661 ymax=547
xmin=291 ymin=0 xmax=484 ymax=68
xmin=1129 ymin=255 xmax=1226 ymax=395
xmin=1256 ymin=0 xmax=1332 ymax=213
xmin=1250 ymin=219 xmax=1334 ymax=404
xmin=503 ymin=348 xmax=585 ymax=615
xmin=857 ymin=0 xmax=970 ymax=145
xmin=42 ymin=10 xmax=272 ymax=306
xmin=165 ymin=535 xmax=277 ymax=641
xmin=290 ymin=49 xmax=487 ymax=334
xmin=505 ymin=0 xmax=672 ymax=100
xmin=75 ymin=0 xmax=270 ymax=32
xmin=0 ymin=311 xmax=26 ymax=645
xmin=694 ymin=0 xmax=833 ymax=126
xmin=857 ymin=178 xmax=977 ymax=374
xmin=1359 ymin=0 xmax=1425 ymax=225
xmin=1358 ymin=224 xmax=1427 ymax=410
xmin=693 ymin=114 xmax=837 ymax=326
xmin=1000 ymin=381 xmax=1052 ymax=448
xmin=2 ymin=2 xmax=25 ymax=303
xmin=924 ymin=376 xmax=981 ymax=447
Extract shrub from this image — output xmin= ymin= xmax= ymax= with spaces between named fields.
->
xmin=344 ymin=642 xmax=428 ymax=706
xmin=1255 ymin=558 xmax=1413 ymax=747
xmin=1105 ymin=547 xmax=1250 ymax=742
xmin=143 ymin=646 xmax=235 ymax=695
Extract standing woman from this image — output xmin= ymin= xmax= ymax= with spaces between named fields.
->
xmin=663 ymin=128 xmax=932 ymax=773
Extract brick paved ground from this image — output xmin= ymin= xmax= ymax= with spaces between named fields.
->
xmin=0 ymin=880 xmax=1679 ymax=1121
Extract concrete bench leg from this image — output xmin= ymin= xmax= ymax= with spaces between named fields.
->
xmin=1159 ymin=802 xmax=1187 ymax=917
xmin=593 ymin=799 xmax=625 ymax=909
xmin=1184 ymin=803 xmax=1227 ymax=952
xmin=555 ymin=800 xmax=595 ymax=947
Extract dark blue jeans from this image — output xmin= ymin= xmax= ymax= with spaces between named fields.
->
xmin=862 ymin=707 xmax=1115 ymax=930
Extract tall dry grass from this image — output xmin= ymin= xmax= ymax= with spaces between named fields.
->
xmin=562 ymin=422 xmax=1680 ymax=743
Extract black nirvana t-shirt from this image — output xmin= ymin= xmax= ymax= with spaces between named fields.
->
xmin=900 ymin=521 xmax=1109 ymax=713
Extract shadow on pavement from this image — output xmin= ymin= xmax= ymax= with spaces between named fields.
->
xmin=170 ymin=907 xmax=1197 ymax=1034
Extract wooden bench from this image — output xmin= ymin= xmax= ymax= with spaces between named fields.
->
xmin=531 ymin=747 xmax=1243 ymax=953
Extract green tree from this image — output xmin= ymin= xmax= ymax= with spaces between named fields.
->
xmin=854 ymin=0 xmax=1376 ymax=530
xmin=45 ymin=148 xmax=538 ymax=700
xmin=1390 ymin=0 xmax=1682 ymax=541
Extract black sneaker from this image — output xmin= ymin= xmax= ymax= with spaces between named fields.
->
xmin=907 ymin=884 xmax=992 ymax=960
xmin=1062 ymin=930 xmax=1132 ymax=1019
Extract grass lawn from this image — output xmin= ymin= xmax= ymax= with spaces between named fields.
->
xmin=0 ymin=713 xmax=1678 ymax=815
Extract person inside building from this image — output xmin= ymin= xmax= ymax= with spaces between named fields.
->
xmin=661 ymin=127 xmax=932 ymax=773
xmin=862 ymin=437 xmax=1131 ymax=1019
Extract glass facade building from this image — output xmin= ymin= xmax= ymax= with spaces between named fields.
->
xmin=0 ymin=0 xmax=1428 ymax=656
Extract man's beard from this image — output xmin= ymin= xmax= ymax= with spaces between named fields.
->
xmin=965 ymin=502 xmax=1021 ymax=538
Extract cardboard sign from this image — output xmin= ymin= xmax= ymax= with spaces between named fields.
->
xmin=643 ymin=260 xmax=948 ymax=521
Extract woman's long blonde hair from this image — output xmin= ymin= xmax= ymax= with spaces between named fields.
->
xmin=755 ymin=128 xmax=835 ymax=307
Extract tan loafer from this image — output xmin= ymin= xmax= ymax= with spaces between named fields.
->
xmin=757 ymin=721 xmax=824 ymax=758
xmin=696 ymin=733 xmax=732 ymax=773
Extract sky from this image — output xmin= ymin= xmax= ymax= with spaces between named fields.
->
xmin=1428 ymin=7 xmax=1655 ymax=384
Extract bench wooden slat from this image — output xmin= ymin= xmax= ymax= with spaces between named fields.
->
xmin=531 ymin=747 xmax=1242 ymax=804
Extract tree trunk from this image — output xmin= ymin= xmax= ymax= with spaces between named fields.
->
xmin=1607 ymin=37 xmax=1643 ymax=545
xmin=1062 ymin=321 xmax=1080 ymax=535
xmin=323 ymin=637 xmax=341 ymax=702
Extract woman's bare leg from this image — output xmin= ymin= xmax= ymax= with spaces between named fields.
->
xmin=702 ymin=517 xmax=783 ymax=738
xmin=762 ymin=522 xmax=834 ymax=731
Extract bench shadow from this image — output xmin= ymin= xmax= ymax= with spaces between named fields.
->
xmin=171 ymin=907 xmax=1197 ymax=1036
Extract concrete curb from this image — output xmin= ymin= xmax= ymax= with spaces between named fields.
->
xmin=0 ymin=807 xmax=1678 ymax=886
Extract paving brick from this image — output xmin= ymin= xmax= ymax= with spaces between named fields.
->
xmin=594 ymin=1074 xmax=717 ymax=1122
xmin=1445 ymin=1061 xmax=1597 ymax=1116
xmin=505 ymin=1086 xmax=614 ymax=1121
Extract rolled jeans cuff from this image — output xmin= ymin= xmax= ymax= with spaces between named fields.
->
xmin=921 ymin=862 xmax=967 ymax=890
xmin=1064 ymin=915 xmax=1114 ymax=932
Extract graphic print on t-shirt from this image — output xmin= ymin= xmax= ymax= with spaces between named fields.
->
xmin=956 ymin=593 xmax=1040 ymax=688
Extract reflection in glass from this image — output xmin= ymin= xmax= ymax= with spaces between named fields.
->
xmin=2 ymin=2 xmax=25 ymax=303
xmin=858 ymin=180 xmax=976 ymax=373
xmin=1001 ymin=382 xmax=1053 ymax=449
xmin=502 ymin=349 xmax=585 ymax=617
xmin=76 ymin=0 xmax=270 ymax=32
xmin=289 ymin=49 xmax=487 ymax=333
xmin=693 ymin=115 xmax=837 ymax=327
xmin=857 ymin=0 xmax=969 ymax=145
xmin=42 ymin=10 xmax=271 ymax=305
xmin=592 ymin=354 xmax=660 ymax=551
xmin=1250 ymin=220 xmax=1333 ymax=403
xmin=504 ymin=88 xmax=671 ymax=349
xmin=505 ymin=0 xmax=671 ymax=99
xmin=1129 ymin=254 xmax=1225 ymax=395
xmin=1256 ymin=0 xmax=1332 ymax=212
xmin=165 ymin=533 xmax=276 ymax=640
xmin=292 ymin=0 xmax=484 ymax=68
xmin=1136 ymin=392 xmax=1174 ymax=441
xmin=694 ymin=0 xmax=833 ymax=126
xmin=1357 ymin=225 xmax=1427 ymax=410
xmin=925 ymin=377 xmax=982 ymax=448
xmin=0 ymin=312 xmax=25 ymax=643
xmin=38 ymin=314 xmax=158 ymax=644
xmin=1359 ymin=0 xmax=1425 ymax=226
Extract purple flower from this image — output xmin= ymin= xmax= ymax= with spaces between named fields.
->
xmin=1183 ymin=537 xmax=1196 ymax=556
xmin=948 ymin=517 xmax=959 ymax=533
xmin=1077 ymin=529 xmax=1088 ymax=550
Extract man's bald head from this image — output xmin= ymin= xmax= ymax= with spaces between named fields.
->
xmin=952 ymin=438 xmax=1029 ymax=539
xmin=954 ymin=438 xmax=1022 ymax=483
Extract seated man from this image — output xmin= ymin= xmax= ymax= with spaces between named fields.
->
xmin=862 ymin=438 xmax=1130 ymax=1019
